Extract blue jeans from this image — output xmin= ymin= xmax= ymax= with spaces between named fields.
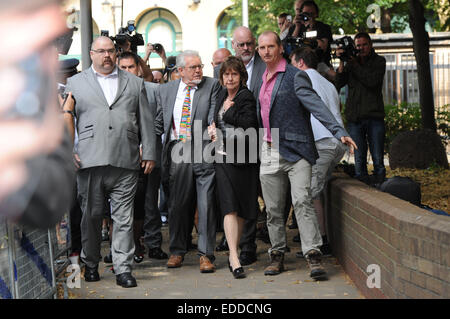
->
xmin=347 ymin=118 xmax=386 ymax=177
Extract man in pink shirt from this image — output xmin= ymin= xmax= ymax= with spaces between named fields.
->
xmin=256 ymin=31 xmax=356 ymax=279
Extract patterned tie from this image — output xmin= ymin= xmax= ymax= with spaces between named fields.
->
xmin=179 ymin=86 xmax=192 ymax=142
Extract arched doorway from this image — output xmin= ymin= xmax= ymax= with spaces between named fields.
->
xmin=136 ymin=8 xmax=182 ymax=58
xmin=217 ymin=11 xmax=237 ymax=54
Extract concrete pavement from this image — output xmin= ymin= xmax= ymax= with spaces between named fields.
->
xmin=66 ymin=226 xmax=363 ymax=299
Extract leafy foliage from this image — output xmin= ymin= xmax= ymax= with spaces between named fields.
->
xmin=226 ymin=0 xmax=449 ymax=36
xmin=384 ymin=103 xmax=449 ymax=152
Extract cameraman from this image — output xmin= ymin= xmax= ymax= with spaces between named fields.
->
xmin=288 ymin=1 xmax=332 ymax=66
xmin=335 ymin=32 xmax=386 ymax=184
xmin=116 ymin=38 xmax=154 ymax=82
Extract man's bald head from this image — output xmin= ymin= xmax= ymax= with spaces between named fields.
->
xmin=232 ymin=26 xmax=256 ymax=64
xmin=211 ymin=48 xmax=231 ymax=68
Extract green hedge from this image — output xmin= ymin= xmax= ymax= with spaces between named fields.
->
xmin=384 ymin=103 xmax=449 ymax=153
xmin=340 ymin=103 xmax=449 ymax=154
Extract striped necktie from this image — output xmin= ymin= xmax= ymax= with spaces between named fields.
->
xmin=179 ymin=86 xmax=192 ymax=142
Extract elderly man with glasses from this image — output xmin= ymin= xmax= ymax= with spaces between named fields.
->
xmin=155 ymin=50 xmax=221 ymax=273
xmin=65 ymin=36 xmax=157 ymax=288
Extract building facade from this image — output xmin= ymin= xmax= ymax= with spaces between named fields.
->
xmin=62 ymin=0 xmax=236 ymax=76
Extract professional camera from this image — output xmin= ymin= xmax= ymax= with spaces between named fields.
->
xmin=54 ymin=27 xmax=77 ymax=55
xmin=104 ymin=20 xmax=144 ymax=54
xmin=332 ymin=36 xmax=360 ymax=62
xmin=283 ymin=30 xmax=318 ymax=58
xmin=298 ymin=12 xmax=312 ymax=23
xmin=149 ymin=43 xmax=164 ymax=55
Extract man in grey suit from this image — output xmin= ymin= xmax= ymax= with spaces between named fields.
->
xmin=155 ymin=50 xmax=221 ymax=273
xmin=65 ymin=37 xmax=156 ymax=288
xmin=255 ymin=31 xmax=356 ymax=279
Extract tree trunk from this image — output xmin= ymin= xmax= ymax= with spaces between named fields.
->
xmin=381 ymin=8 xmax=392 ymax=33
xmin=408 ymin=0 xmax=437 ymax=131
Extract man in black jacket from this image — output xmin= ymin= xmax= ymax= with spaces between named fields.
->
xmin=335 ymin=32 xmax=386 ymax=184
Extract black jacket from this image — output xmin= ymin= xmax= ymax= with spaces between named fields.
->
xmin=214 ymin=86 xmax=258 ymax=165
xmin=335 ymin=50 xmax=386 ymax=123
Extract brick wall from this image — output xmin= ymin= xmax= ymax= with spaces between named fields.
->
xmin=325 ymin=173 xmax=450 ymax=299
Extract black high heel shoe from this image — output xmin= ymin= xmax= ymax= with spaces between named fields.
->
xmin=232 ymin=267 xmax=246 ymax=279
xmin=228 ymin=259 xmax=246 ymax=279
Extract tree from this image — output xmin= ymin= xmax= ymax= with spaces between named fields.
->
xmin=409 ymin=0 xmax=436 ymax=130
xmin=226 ymin=0 xmax=449 ymax=36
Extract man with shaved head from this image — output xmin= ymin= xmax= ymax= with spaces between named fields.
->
xmin=65 ymin=36 xmax=157 ymax=288
xmin=211 ymin=48 xmax=231 ymax=68
xmin=211 ymin=48 xmax=232 ymax=79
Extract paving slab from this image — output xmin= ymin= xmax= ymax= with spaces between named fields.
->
xmin=67 ymin=226 xmax=363 ymax=299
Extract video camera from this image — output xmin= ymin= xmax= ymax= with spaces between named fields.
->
xmin=283 ymin=30 xmax=318 ymax=58
xmin=332 ymin=36 xmax=360 ymax=62
xmin=54 ymin=27 xmax=77 ymax=55
xmin=101 ymin=20 xmax=144 ymax=54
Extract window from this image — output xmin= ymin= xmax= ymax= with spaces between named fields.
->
xmin=136 ymin=8 xmax=182 ymax=57
xmin=217 ymin=12 xmax=237 ymax=53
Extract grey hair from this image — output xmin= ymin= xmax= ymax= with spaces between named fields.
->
xmin=176 ymin=50 xmax=201 ymax=68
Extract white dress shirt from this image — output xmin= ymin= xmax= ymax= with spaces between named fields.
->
xmin=92 ymin=65 xmax=119 ymax=106
xmin=245 ymin=55 xmax=255 ymax=88
xmin=171 ymin=80 xmax=198 ymax=141
xmin=304 ymin=68 xmax=344 ymax=143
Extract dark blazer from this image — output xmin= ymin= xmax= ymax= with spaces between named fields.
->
xmin=255 ymin=62 xmax=348 ymax=165
xmin=155 ymin=76 xmax=221 ymax=185
xmin=214 ymin=86 xmax=258 ymax=165
xmin=213 ymin=53 xmax=266 ymax=97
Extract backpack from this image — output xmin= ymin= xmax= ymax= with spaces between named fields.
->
xmin=378 ymin=176 xmax=421 ymax=206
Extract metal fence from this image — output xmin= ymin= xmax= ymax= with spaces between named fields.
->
xmin=0 ymin=214 xmax=71 ymax=299
xmin=381 ymin=50 xmax=450 ymax=111
xmin=335 ymin=49 xmax=450 ymax=113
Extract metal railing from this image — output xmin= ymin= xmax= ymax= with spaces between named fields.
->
xmin=0 ymin=213 xmax=71 ymax=299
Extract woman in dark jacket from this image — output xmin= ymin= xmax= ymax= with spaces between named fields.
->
xmin=208 ymin=56 xmax=259 ymax=279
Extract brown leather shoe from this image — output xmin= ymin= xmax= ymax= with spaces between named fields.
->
xmin=264 ymin=251 xmax=284 ymax=276
xmin=199 ymin=256 xmax=216 ymax=273
xmin=167 ymin=255 xmax=183 ymax=268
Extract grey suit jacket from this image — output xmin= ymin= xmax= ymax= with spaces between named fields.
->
xmin=144 ymin=82 xmax=162 ymax=168
xmin=213 ymin=53 xmax=265 ymax=96
xmin=155 ymin=77 xmax=220 ymax=166
xmin=66 ymin=67 xmax=156 ymax=170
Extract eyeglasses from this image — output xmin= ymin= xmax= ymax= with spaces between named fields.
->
xmin=236 ymin=41 xmax=254 ymax=49
xmin=91 ymin=48 xmax=116 ymax=55
xmin=186 ymin=64 xmax=204 ymax=71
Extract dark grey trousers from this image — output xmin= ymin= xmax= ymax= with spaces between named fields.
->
xmin=78 ymin=166 xmax=138 ymax=275
xmin=168 ymin=159 xmax=217 ymax=258
xmin=143 ymin=167 xmax=163 ymax=249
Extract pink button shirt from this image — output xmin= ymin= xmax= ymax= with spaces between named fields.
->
xmin=259 ymin=58 xmax=287 ymax=142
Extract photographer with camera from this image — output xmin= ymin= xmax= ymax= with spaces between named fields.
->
xmin=105 ymin=21 xmax=155 ymax=83
xmin=278 ymin=13 xmax=293 ymax=41
xmin=144 ymin=42 xmax=167 ymax=67
xmin=284 ymin=1 xmax=334 ymax=80
xmin=335 ymin=32 xmax=386 ymax=184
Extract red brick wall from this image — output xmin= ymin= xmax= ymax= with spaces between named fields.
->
xmin=325 ymin=173 xmax=450 ymax=299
